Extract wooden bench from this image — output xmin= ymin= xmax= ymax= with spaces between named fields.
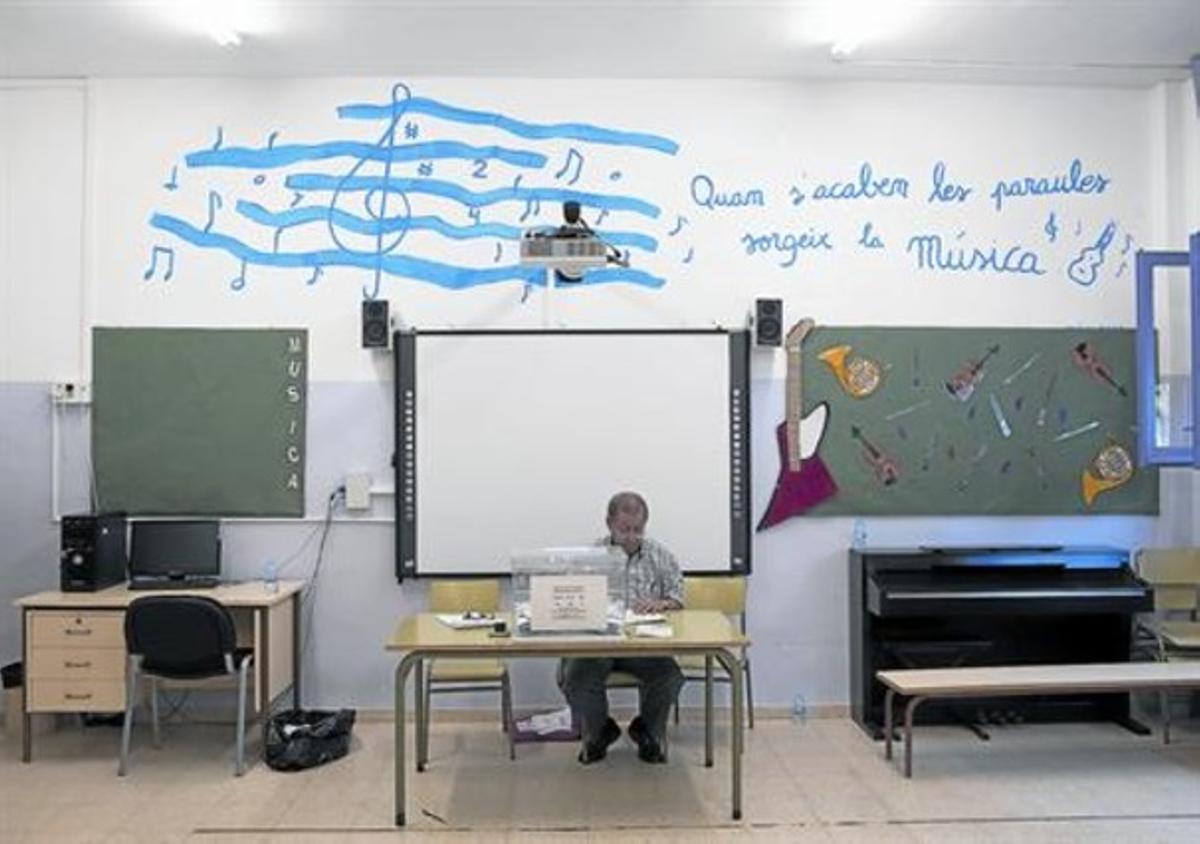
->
xmin=877 ymin=662 xmax=1200 ymax=777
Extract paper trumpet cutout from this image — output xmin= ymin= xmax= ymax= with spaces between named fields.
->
xmin=1082 ymin=441 xmax=1133 ymax=506
xmin=818 ymin=344 xmax=882 ymax=398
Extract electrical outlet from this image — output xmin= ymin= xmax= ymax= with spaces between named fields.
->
xmin=344 ymin=473 xmax=372 ymax=510
xmin=51 ymin=382 xmax=91 ymax=405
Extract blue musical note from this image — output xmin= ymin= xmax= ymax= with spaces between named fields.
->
xmin=404 ymin=122 xmax=419 ymax=139
xmin=554 ymin=147 xmax=584 ymax=185
xmin=163 ymin=166 xmax=178 ymax=191
xmin=306 ymin=267 xmax=323 ymax=286
xmin=211 ymin=126 xmax=223 ymax=151
xmin=230 ymin=260 xmax=247 ymax=291
xmin=290 ymin=191 xmax=304 ymax=208
xmin=266 ymin=130 xmax=280 ymax=149
xmin=667 ymin=215 xmax=688 ymax=237
xmin=1067 ymin=221 xmax=1116 ymax=287
xmin=203 ymin=190 xmax=223 ymax=233
xmin=609 ymin=171 xmax=622 ymax=181
xmin=143 ymin=245 xmax=174 ymax=281
xmin=519 ymin=197 xmax=540 ymax=222
xmin=1044 ymin=212 xmax=1058 ymax=243
xmin=493 ymin=242 xmax=502 ymax=263
xmin=857 ymin=222 xmax=884 ymax=249
xmin=418 ymin=161 xmax=433 ymax=177
xmin=326 ymin=82 xmax=414 ymax=300
xmin=682 ymin=247 xmax=694 ymax=264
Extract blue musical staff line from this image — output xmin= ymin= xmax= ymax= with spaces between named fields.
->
xmin=338 ymin=97 xmax=679 ymax=155
xmin=285 ymin=174 xmax=662 ymax=218
xmin=149 ymin=213 xmax=665 ymax=290
xmin=186 ymin=140 xmax=547 ymax=170
xmin=235 ymin=201 xmax=658 ymax=251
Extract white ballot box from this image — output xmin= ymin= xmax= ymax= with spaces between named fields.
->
xmin=511 ymin=546 xmax=626 ymax=636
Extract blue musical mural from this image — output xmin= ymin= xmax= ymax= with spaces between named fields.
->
xmin=147 ymin=82 xmax=678 ymax=296
xmin=144 ymin=82 xmax=1134 ymax=297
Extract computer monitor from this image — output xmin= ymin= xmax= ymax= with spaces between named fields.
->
xmin=129 ymin=520 xmax=221 ymax=578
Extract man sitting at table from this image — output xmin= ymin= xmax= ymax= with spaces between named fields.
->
xmin=558 ymin=491 xmax=685 ymax=764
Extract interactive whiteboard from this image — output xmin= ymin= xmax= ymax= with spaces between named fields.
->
xmin=394 ymin=330 xmax=750 ymax=578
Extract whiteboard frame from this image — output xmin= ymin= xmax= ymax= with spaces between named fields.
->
xmin=393 ymin=328 xmax=751 ymax=580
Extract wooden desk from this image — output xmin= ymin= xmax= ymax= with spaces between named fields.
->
xmin=385 ymin=609 xmax=749 ymax=827
xmin=15 ymin=580 xmax=304 ymax=762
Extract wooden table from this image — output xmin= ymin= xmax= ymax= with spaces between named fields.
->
xmin=15 ymin=580 xmax=304 ymax=762
xmin=878 ymin=661 xmax=1200 ymax=777
xmin=385 ymin=609 xmax=749 ymax=827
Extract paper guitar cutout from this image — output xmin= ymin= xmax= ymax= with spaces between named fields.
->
xmin=758 ymin=319 xmax=838 ymax=531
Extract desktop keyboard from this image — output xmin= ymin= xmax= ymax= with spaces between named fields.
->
xmin=128 ymin=578 xmax=220 ymax=590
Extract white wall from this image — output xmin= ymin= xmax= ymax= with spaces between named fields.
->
xmin=2 ymin=76 xmax=1197 ymax=713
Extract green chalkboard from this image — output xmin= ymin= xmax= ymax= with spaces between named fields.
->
xmin=782 ymin=326 xmax=1156 ymax=516
xmin=93 ymin=328 xmax=307 ymax=516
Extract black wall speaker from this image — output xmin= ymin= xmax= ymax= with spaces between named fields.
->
xmin=362 ymin=299 xmax=389 ymax=348
xmin=755 ymin=298 xmax=783 ymax=346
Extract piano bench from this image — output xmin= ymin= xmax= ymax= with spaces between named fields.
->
xmin=877 ymin=661 xmax=1200 ymax=778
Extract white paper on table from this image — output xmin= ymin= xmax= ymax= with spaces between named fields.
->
xmin=632 ymin=623 xmax=674 ymax=639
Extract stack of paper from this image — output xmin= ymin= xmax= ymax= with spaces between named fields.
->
xmin=434 ymin=613 xmax=496 ymax=630
xmin=632 ymin=623 xmax=674 ymax=639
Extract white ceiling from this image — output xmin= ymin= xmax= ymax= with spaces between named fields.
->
xmin=0 ymin=1 xmax=1197 ymax=85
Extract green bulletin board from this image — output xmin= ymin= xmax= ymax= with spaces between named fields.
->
xmin=93 ymin=327 xmax=307 ymax=516
xmin=790 ymin=326 xmax=1157 ymax=516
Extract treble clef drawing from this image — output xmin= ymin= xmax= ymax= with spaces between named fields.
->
xmin=327 ymin=82 xmax=414 ymax=300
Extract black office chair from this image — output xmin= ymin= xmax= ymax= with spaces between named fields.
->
xmin=119 ymin=596 xmax=255 ymax=777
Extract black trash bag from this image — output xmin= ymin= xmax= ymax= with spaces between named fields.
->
xmin=1 ymin=662 xmax=22 ymax=689
xmin=265 ymin=708 xmax=356 ymax=771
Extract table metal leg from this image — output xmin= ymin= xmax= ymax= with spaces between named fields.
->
xmin=394 ymin=652 xmax=420 ymax=827
xmin=292 ymin=592 xmax=302 ymax=708
xmin=884 ymin=688 xmax=895 ymax=761
xmin=415 ymin=658 xmax=427 ymax=772
xmin=22 ymin=608 xmax=31 ymax=763
xmin=903 ymin=696 xmax=925 ymax=778
xmin=715 ymin=649 xmax=743 ymax=821
xmin=704 ymin=655 xmax=714 ymax=768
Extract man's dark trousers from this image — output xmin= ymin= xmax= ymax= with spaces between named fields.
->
xmin=559 ymin=657 xmax=685 ymax=747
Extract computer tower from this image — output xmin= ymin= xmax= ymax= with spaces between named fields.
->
xmin=60 ymin=513 xmax=127 ymax=592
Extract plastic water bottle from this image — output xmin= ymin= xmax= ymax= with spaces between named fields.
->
xmin=851 ymin=518 xmax=868 ymax=550
xmin=791 ymin=693 xmax=807 ymax=724
xmin=263 ymin=559 xmax=279 ymax=593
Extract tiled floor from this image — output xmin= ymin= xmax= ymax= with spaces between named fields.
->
xmin=1 ymin=713 xmax=1198 ymax=841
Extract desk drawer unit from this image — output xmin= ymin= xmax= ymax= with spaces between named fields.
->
xmin=26 ymin=610 xmax=126 ymax=712
xmin=29 ymin=611 xmax=124 ymax=649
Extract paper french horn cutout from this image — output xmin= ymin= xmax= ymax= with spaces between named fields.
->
xmin=818 ymin=344 xmax=882 ymax=399
xmin=1081 ymin=441 xmax=1134 ymax=506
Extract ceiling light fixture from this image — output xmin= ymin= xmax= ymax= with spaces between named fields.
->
xmin=794 ymin=0 xmax=925 ymax=59
xmin=146 ymin=0 xmax=277 ymax=48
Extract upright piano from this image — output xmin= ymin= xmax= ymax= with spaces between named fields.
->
xmin=850 ymin=546 xmax=1152 ymax=738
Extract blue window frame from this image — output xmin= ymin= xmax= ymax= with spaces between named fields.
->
xmin=1136 ymin=232 xmax=1200 ymax=466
